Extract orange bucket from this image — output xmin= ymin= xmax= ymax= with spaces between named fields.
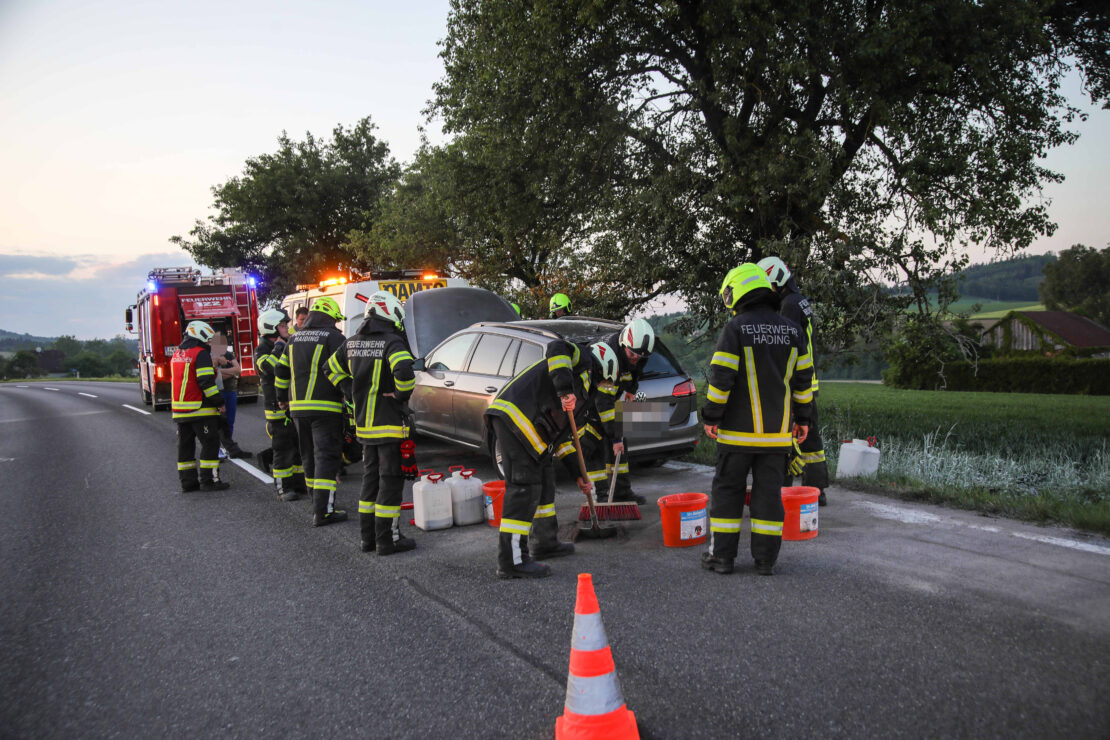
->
xmin=782 ymin=486 xmax=819 ymax=540
xmin=657 ymin=492 xmax=709 ymax=547
xmin=483 ymin=480 xmax=505 ymax=528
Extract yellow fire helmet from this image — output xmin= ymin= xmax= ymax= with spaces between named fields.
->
xmin=720 ymin=263 xmax=772 ymax=309
xmin=311 ymin=295 xmax=345 ymax=322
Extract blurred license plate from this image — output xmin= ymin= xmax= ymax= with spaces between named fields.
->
xmin=617 ymin=401 xmax=670 ymax=433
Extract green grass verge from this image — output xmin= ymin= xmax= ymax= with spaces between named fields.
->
xmin=680 ymin=382 xmax=1110 ymax=535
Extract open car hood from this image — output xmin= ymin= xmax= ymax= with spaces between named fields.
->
xmin=402 ymin=287 xmax=519 ymax=357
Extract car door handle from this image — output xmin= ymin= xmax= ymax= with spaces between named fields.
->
xmin=443 ymin=380 xmax=454 ymax=387
xmin=485 ymin=386 xmax=498 ymax=393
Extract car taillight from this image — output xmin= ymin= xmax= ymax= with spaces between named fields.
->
xmin=672 ymin=379 xmax=696 ymax=397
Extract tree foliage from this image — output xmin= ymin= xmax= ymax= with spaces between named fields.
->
xmin=1039 ymin=244 xmax=1110 ymax=327
xmin=171 ymin=118 xmax=401 ymax=301
xmin=432 ymin=0 xmax=1108 ymax=349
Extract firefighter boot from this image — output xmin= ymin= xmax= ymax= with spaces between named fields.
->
xmin=701 ymin=551 xmax=735 ymax=574
xmin=312 ymin=489 xmax=347 ymax=527
xmin=530 ymin=516 xmax=574 ymax=559
xmin=278 ymin=480 xmax=301 ymax=502
xmin=360 ymin=508 xmax=375 ymax=552
xmin=258 ymin=448 xmax=274 ymax=475
xmin=376 ymin=516 xmax=415 ymax=556
xmin=497 ymin=533 xmax=552 ymax=579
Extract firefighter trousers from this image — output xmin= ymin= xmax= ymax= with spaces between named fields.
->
xmin=796 ymin=392 xmax=829 ymax=490
xmin=296 ymin=414 xmax=344 ymax=518
xmin=267 ymin=416 xmax=304 ymax=493
xmin=359 ymin=441 xmax=403 ymax=546
xmin=709 ymin=449 xmax=786 ymax=565
xmin=176 ymin=417 xmax=221 ymax=486
xmin=493 ymin=417 xmax=556 ymax=566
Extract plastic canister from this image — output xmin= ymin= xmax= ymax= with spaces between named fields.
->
xmin=413 ymin=472 xmax=453 ymax=530
xmin=836 ymin=439 xmax=881 ymax=478
xmin=452 ymin=469 xmax=485 ymax=526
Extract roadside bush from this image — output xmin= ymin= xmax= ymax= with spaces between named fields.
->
xmin=943 ymin=357 xmax=1110 ymax=395
xmin=883 ymin=316 xmax=981 ymax=390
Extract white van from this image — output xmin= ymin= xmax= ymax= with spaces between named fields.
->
xmin=281 ymin=272 xmax=470 ymax=337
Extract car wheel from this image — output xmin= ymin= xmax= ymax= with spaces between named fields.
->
xmin=489 ymin=430 xmax=506 ymax=480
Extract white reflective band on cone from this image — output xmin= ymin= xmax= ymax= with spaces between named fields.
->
xmin=564 ymin=673 xmax=626 ymax=716
xmin=571 ymin=612 xmax=608 ymax=651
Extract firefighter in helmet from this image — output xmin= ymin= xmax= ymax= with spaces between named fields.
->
xmin=555 ymin=342 xmax=621 ymax=490
xmin=171 ymin=320 xmax=229 ymax=492
xmin=701 ymin=264 xmax=814 ymax=576
xmin=274 ymin=295 xmax=349 ymax=527
xmin=549 ymin=293 xmax=571 ymax=318
xmin=255 ymin=308 xmax=307 ymax=501
xmin=327 ymin=291 xmax=418 ymax=556
xmin=757 ymin=256 xmax=830 ymax=506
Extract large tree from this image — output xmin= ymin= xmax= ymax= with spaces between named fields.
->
xmin=171 ymin=118 xmax=401 ymax=300
xmin=433 ymin=0 xmax=1108 ymax=348
xmin=1040 ymin=244 xmax=1110 ymax=327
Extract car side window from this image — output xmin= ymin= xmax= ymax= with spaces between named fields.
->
xmin=467 ymin=334 xmax=513 ymax=376
xmin=428 ymin=333 xmax=477 ymax=372
xmin=497 ymin=340 xmax=520 ymax=377
xmin=514 ymin=341 xmax=544 ymax=376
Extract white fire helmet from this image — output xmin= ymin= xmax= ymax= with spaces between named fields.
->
xmin=619 ymin=318 xmax=655 ymax=356
xmin=756 ymin=256 xmax=791 ymax=287
xmin=257 ymin=308 xmax=290 ymax=336
xmin=185 ymin=320 xmax=216 ymax=343
xmin=590 ymin=342 xmax=619 ymax=383
xmin=364 ymin=290 xmax=405 ymax=327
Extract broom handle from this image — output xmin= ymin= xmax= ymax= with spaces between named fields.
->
xmin=606 ymin=449 xmax=622 ymax=504
xmin=566 ymin=409 xmax=601 ymax=529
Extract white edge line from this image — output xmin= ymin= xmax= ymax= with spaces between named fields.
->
xmin=16 ymin=385 xmax=29 ymax=388
xmin=228 ymin=457 xmax=274 ymax=485
xmin=1010 ymin=531 xmax=1110 ymax=557
xmin=79 ymin=392 xmax=98 ymax=398
xmin=44 ymin=387 xmax=60 ymax=391
xmin=121 ymin=403 xmax=152 ymax=416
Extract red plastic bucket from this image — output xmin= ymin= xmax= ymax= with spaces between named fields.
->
xmin=657 ymin=492 xmax=709 ymax=547
xmin=782 ymin=486 xmax=819 ymax=541
xmin=483 ymin=480 xmax=505 ymax=528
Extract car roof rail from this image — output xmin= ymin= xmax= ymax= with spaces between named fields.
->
xmin=471 ymin=322 xmax=564 ymax=340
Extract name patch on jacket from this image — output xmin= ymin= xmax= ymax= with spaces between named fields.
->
xmin=346 ymin=338 xmax=387 ymax=359
xmin=739 ymin=323 xmax=798 ymax=345
xmin=293 ymin=330 xmax=330 ymax=342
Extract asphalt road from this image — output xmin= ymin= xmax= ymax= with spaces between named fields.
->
xmin=1 ymin=381 xmax=1108 ymax=738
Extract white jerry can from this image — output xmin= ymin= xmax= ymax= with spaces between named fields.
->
xmin=836 ymin=439 xmax=881 ymax=478
xmin=413 ymin=472 xmax=453 ymax=530
xmin=451 ymin=469 xmax=485 ymax=526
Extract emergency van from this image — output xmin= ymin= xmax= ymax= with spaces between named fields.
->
xmin=125 ymin=267 xmax=261 ymax=410
xmin=280 ymin=270 xmax=469 ymax=337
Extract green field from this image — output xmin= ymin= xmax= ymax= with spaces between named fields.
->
xmin=682 ymin=382 xmax=1110 ymax=534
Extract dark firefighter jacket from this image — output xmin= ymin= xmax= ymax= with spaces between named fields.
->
xmin=553 ymin=350 xmax=618 ymax=478
xmin=599 ymin=331 xmax=646 ymax=440
xmin=702 ymin=298 xmax=815 ymax=452
xmin=780 ymin=277 xmax=820 ymax=394
xmin=254 ymin=335 xmax=288 ymax=421
xmin=485 ymin=339 xmax=593 ymax=461
xmin=170 ymin=337 xmax=222 ymax=421
xmin=274 ymin=311 xmax=346 ymax=417
xmin=326 ymin=314 xmax=416 ymax=444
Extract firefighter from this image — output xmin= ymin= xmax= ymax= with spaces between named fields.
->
xmin=484 ymin=339 xmax=591 ymax=579
xmin=274 ymin=296 xmax=349 ymax=527
xmin=595 ymin=318 xmax=657 ymax=505
xmin=255 ymin=308 xmax=307 ymax=501
xmin=556 ymin=342 xmax=621 ymax=491
xmin=549 ymin=293 xmax=571 ymax=318
xmin=327 ymin=291 xmax=418 ymax=556
xmin=171 ymin=320 xmax=229 ymax=492
xmin=757 ymin=256 xmax=831 ymax=506
xmin=701 ymin=263 xmax=814 ymax=576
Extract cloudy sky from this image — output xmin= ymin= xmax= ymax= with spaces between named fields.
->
xmin=0 ymin=0 xmax=1107 ymax=339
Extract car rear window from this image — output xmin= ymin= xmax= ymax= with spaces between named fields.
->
xmin=467 ymin=333 xmax=514 ymax=376
xmin=514 ymin=341 xmax=544 ymax=375
xmin=641 ymin=341 xmax=683 ymax=377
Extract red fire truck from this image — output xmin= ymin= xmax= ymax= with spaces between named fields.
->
xmin=125 ymin=267 xmax=261 ymax=410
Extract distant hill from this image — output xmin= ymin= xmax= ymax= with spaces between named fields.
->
xmin=0 ymin=329 xmax=138 ymax=355
xmin=0 ymin=329 xmax=59 ymax=351
xmin=957 ymin=253 xmax=1054 ymax=302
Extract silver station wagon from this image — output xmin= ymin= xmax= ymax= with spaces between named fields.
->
xmin=404 ymin=289 xmax=699 ymax=465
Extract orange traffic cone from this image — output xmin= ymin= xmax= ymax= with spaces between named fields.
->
xmin=555 ymin=573 xmax=639 ymax=740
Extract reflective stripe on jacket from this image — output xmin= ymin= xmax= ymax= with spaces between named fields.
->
xmin=701 ymin=303 xmax=814 ymax=452
xmin=254 ymin=335 xmax=288 ymax=421
xmin=484 ymin=339 xmax=592 ymax=460
xmin=326 ymin=315 xmax=415 ymax=443
xmin=170 ymin=338 xmax=221 ymax=421
xmin=273 ymin=311 xmax=346 ymax=417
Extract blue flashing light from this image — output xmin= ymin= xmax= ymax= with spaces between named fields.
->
xmin=147 ymin=280 xmax=158 ymax=294
xmin=247 ymin=276 xmax=257 ymax=289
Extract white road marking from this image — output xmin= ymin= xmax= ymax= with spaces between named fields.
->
xmin=855 ymin=500 xmax=1110 ymax=558
xmin=122 ymin=404 xmax=152 ymax=416
xmin=43 ymin=387 xmax=60 ymax=391
xmin=1010 ymin=531 xmax=1110 ymax=557
xmin=228 ymin=457 xmax=274 ymax=485
xmin=0 ymin=410 xmax=108 ymax=424
xmin=78 ymin=392 xmax=98 ymax=398
xmin=16 ymin=385 xmax=29 ymax=388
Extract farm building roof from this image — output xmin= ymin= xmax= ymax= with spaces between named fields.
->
xmin=1001 ymin=311 xmax=1110 ymax=347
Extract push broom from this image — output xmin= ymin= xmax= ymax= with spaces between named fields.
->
xmin=577 ymin=449 xmax=642 ymax=522
xmin=566 ymin=410 xmax=617 ymax=539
